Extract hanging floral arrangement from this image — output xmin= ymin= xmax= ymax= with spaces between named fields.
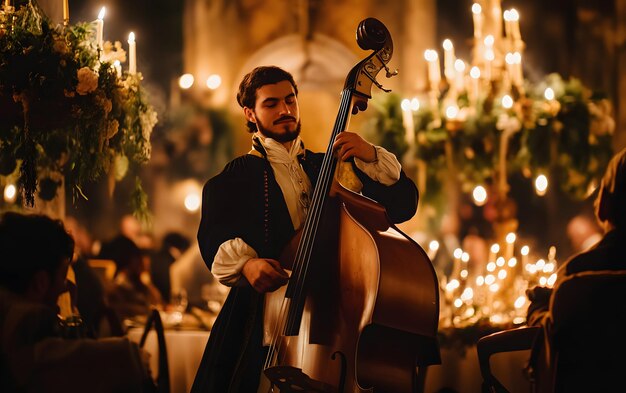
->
xmin=0 ymin=1 xmax=156 ymax=217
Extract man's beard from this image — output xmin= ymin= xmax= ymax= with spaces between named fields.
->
xmin=256 ymin=117 xmax=301 ymax=143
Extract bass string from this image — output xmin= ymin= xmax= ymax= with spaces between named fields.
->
xmin=264 ymin=90 xmax=352 ymax=370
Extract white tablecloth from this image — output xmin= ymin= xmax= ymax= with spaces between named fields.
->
xmin=425 ymin=346 xmax=530 ymax=393
xmin=128 ymin=328 xmax=210 ymax=393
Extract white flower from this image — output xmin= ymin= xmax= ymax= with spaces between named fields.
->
xmin=76 ymin=67 xmax=98 ymax=95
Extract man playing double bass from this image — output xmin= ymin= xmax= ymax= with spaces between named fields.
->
xmin=191 ymin=66 xmax=419 ymax=392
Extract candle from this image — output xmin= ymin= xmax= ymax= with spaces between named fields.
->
xmin=509 ymin=8 xmax=521 ymax=40
xmin=401 ymin=99 xmax=415 ymax=144
xmin=513 ymin=52 xmax=523 ymax=86
xmin=113 ymin=60 xmax=122 ymax=78
xmin=483 ymin=35 xmax=494 ymax=81
xmin=521 ymin=245 xmax=529 ymax=271
xmin=454 ymin=59 xmax=466 ymax=92
xmin=128 ymin=32 xmax=136 ymax=74
xmin=505 ymin=232 xmax=516 ymax=259
xmin=442 ymin=39 xmax=455 ymax=82
xmin=503 ymin=10 xmax=512 ymax=39
xmin=63 ymin=0 xmax=69 ymax=23
xmin=4 ymin=0 xmax=10 ymax=10
xmin=96 ymin=7 xmax=105 ymax=52
xmin=470 ymin=66 xmax=480 ymax=107
xmin=424 ymin=50 xmax=441 ymax=91
xmin=488 ymin=243 xmax=500 ymax=262
xmin=472 ymin=3 xmax=483 ymax=39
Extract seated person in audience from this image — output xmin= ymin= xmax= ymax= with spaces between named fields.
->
xmin=64 ymin=216 xmax=107 ymax=337
xmin=100 ymin=235 xmax=163 ymax=321
xmin=527 ymin=148 xmax=626 ymax=325
xmin=151 ymin=232 xmax=190 ymax=303
xmin=0 ymin=212 xmax=154 ymax=392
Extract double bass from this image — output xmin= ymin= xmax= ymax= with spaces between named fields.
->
xmin=262 ymin=18 xmax=440 ymax=393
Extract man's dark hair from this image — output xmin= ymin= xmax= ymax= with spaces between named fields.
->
xmin=162 ymin=232 xmax=190 ymax=253
xmin=0 ymin=212 xmax=74 ymax=294
xmin=236 ymin=66 xmax=298 ymax=133
xmin=98 ymin=235 xmax=142 ymax=274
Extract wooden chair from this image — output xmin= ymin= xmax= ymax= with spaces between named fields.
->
xmin=477 ymin=270 xmax=626 ymax=393
xmin=140 ymin=309 xmax=170 ymax=393
xmin=87 ymin=258 xmax=116 ymax=282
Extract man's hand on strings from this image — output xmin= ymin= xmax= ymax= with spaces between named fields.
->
xmin=242 ymin=258 xmax=289 ymax=293
xmin=332 ymin=131 xmax=377 ymax=163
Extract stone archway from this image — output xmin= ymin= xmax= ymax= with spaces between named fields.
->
xmin=232 ymin=34 xmax=359 ymax=153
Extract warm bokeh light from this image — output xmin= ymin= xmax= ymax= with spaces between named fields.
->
xmin=461 ymin=252 xmax=470 ymax=263
xmin=401 ymin=98 xmax=411 ymax=111
xmin=484 ymin=35 xmax=494 ymax=46
xmin=535 ymin=174 xmax=548 ymax=196
xmin=184 ymin=192 xmax=201 ymax=212
xmin=502 ymin=95 xmax=513 ymax=108
xmin=98 ymin=6 xmax=105 ymax=20
xmin=508 ymin=257 xmax=517 ymax=267
xmin=128 ymin=31 xmax=135 ymax=43
xmin=496 ymin=257 xmax=505 ymax=267
xmin=521 ymin=245 xmax=530 ymax=256
xmin=509 ymin=8 xmax=520 ymax=21
xmin=446 ymin=105 xmax=459 ymax=119
xmin=470 ymin=66 xmax=481 ymax=79
xmin=490 ymin=243 xmax=500 ymax=254
xmin=460 ymin=269 xmax=468 ymax=278
xmin=498 ymin=269 xmax=507 ymax=280
xmin=505 ymin=52 xmax=515 ymax=64
xmin=472 ymin=185 xmax=487 ymax=206
xmin=424 ymin=49 xmax=438 ymax=61
xmin=506 ymin=232 xmax=516 ymax=244
xmin=476 ymin=276 xmax=485 ymax=286
xmin=4 ymin=184 xmax=16 ymax=203
xmin=485 ymin=275 xmax=496 ymax=285
xmin=429 ymin=240 xmax=440 ymax=252
xmin=514 ymin=296 xmax=526 ymax=309
xmin=206 ymin=74 xmax=222 ymax=90
xmin=544 ymin=87 xmax=555 ymax=100
xmin=453 ymin=248 xmax=463 ymax=259
xmin=472 ymin=3 xmax=482 ymax=14
xmin=179 ymin=74 xmax=194 ymax=89
xmin=487 ymin=262 xmax=496 ymax=272
xmin=410 ymin=98 xmax=420 ymax=111
xmin=454 ymin=59 xmax=465 ymax=72
xmin=443 ymin=39 xmax=453 ymax=51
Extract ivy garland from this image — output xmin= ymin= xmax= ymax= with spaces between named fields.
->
xmin=0 ymin=1 xmax=156 ymax=218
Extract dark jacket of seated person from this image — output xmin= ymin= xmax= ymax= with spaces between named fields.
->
xmin=0 ymin=213 xmax=153 ymax=393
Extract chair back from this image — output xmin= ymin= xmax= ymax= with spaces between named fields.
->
xmin=548 ymin=270 xmax=626 ymax=392
xmin=140 ymin=309 xmax=170 ymax=393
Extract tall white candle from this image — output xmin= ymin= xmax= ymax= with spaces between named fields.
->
xmin=128 ymin=32 xmax=136 ymax=74
xmin=442 ymin=39 xmax=455 ymax=82
xmin=401 ymin=99 xmax=415 ymax=144
xmin=454 ymin=59 xmax=466 ymax=92
xmin=96 ymin=7 xmax=105 ymax=52
xmin=424 ymin=49 xmax=441 ymax=91
xmin=472 ymin=3 xmax=483 ymax=39
xmin=509 ymin=9 xmax=521 ymax=40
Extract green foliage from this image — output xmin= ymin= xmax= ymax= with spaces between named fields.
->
xmin=0 ymin=1 xmax=156 ymax=215
xmin=394 ymin=74 xmax=615 ymax=211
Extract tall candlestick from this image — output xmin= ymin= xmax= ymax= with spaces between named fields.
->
xmin=503 ymin=10 xmax=512 ymax=39
xmin=509 ymin=9 xmax=521 ymax=40
xmin=472 ymin=3 xmax=483 ymax=39
xmin=454 ymin=59 xmax=466 ymax=92
xmin=483 ymin=35 xmax=494 ymax=81
xmin=424 ymin=49 xmax=441 ymax=91
xmin=470 ymin=66 xmax=480 ymax=108
xmin=128 ymin=32 xmax=136 ymax=74
xmin=401 ymin=99 xmax=415 ymax=144
xmin=63 ymin=0 xmax=69 ymax=24
xmin=96 ymin=7 xmax=105 ymax=52
xmin=442 ymin=39 xmax=455 ymax=82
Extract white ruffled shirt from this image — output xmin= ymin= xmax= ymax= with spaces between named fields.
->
xmin=210 ymin=134 xmax=402 ymax=286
